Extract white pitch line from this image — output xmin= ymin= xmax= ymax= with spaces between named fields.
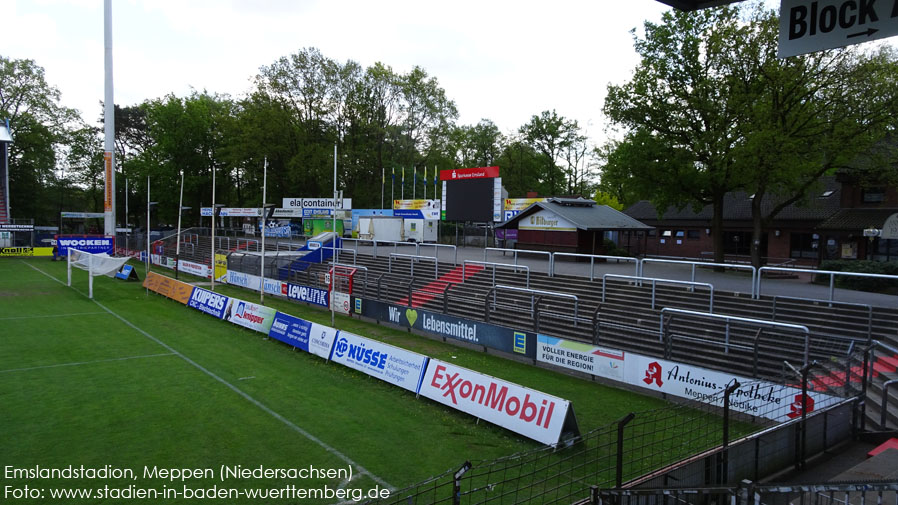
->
xmin=0 ymin=312 xmax=109 ymax=321
xmin=0 ymin=353 xmax=176 ymax=374
xmin=23 ymin=261 xmax=393 ymax=491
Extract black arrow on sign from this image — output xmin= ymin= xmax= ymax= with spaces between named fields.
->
xmin=848 ymin=27 xmax=879 ymax=38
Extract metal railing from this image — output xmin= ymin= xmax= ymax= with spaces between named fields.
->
xmin=462 ymin=260 xmax=530 ymax=288
xmin=770 ymin=295 xmax=874 ymax=343
xmin=328 ymin=262 xmax=368 ymax=295
xmin=487 ymin=285 xmax=580 ymax=328
xmin=483 ymin=247 xmax=553 ymax=275
xmin=641 ymin=257 xmax=757 ymax=298
xmin=417 ymin=243 xmax=458 ymax=265
xmin=660 ymin=308 xmax=811 ymax=364
xmin=388 ymin=253 xmax=438 ymax=278
xmin=552 ymin=252 xmax=640 ymax=280
xmin=602 ymin=274 xmax=714 ymax=312
xmin=758 ymin=266 xmax=898 ymax=301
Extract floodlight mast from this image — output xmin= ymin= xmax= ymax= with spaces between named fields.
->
xmin=260 ymin=157 xmax=269 ymax=304
xmin=103 ymin=0 xmax=116 ymax=237
xmin=175 ymin=170 xmax=184 ymax=279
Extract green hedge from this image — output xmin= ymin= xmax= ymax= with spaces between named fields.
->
xmin=816 ymin=260 xmax=898 ymax=293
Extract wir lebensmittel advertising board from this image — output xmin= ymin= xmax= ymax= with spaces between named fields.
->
xmin=353 ymin=298 xmax=535 ymax=358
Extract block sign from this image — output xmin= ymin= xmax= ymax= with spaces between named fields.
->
xmin=419 ymin=359 xmax=579 ymax=446
xmin=779 ymin=0 xmax=898 ymax=57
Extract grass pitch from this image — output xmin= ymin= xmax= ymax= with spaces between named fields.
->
xmin=0 ymin=258 xmax=710 ymax=504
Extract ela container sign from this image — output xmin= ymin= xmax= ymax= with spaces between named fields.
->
xmin=419 ymin=359 xmax=578 ymax=446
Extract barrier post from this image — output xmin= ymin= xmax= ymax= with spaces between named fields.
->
xmin=721 ymin=380 xmax=740 ymax=484
xmin=615 ymin=413 xmax=635 ymax=488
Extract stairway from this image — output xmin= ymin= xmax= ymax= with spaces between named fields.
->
xmin=395 ymin=263 xmax=484 ymax=307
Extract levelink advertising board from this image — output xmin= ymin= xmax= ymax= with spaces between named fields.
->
xmin=55 ymin=235 xmax=115 ymax=256
xmin=267 ymin=312 xmax=337 ymax=360
xmin=187 ymin=287 xmax=231 ymax=319
xmin=225 ymin=298 xmax=277 ymax=334
xmin=287 ymin=283 xmax=329 ymax=308
xmin=537 ymin=335 xmax=625 ymax=381
xmin=329 ymin=332 xmax=429 ymax=393
xmin=353 ymin=298 xmax=535 ymax=358
xmin=419 ymin=359 xmax=579 ymax=446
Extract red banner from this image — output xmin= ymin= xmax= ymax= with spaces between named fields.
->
xmin=439 ymin=166 xmax=499 ymax=181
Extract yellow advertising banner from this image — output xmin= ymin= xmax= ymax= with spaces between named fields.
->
xmin=504 ymin=198 xmax=545 ymax=211
xmin=0 ymin=247 xmax=54 ymax=257
xmin=393 ymin=199 xmax=439 ymax=210
xmin=214 ymin=253 xmax=228 ymax=282
xmin=142 ymin=271 xmax=194 ymax=304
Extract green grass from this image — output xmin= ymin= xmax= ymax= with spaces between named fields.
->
xmin=0 ymin=258 xmax=748 ymax=504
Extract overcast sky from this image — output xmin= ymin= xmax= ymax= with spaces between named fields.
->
xmin=6 ymin=0 xmax=679 ymax=145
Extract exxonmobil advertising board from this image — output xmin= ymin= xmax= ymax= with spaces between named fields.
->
xmin=329 ymin=332 xmax=429 ymax=393
xmin=267 ymin=312 xmax=336 ymax=360
xmin=187 ymin=287 xmax=231 ymax=319
xmin=224 ymin=298 xmax=277 ymax=334
xmin=419 ymin=359 xmax=579 ymax=446
xmin=624 ymin=354 xmax=838 ymax=423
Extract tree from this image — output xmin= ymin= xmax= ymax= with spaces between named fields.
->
xmin=520 ymin=110 xmax=580 ymax=195
xmin=0 ymin=56 xmax=81 ymax=223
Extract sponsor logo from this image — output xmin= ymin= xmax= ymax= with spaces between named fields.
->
xmin=271 ymin=319 xmax=288 ymax=334
xmin=643 ymin=361 xmax=663 ymax=387
xmin=287 ymin=284 xmax=328 ymax=306
xmin=787 ymin=393 xmax=815 ymax=419
xmin=58 ymin=239 xmax=112 ymax=247
xmin=428 ymin=364 xmax=556 ymax=429
xmin=333 ymin=336 xmax=388 ymax=369
xmin=190 ymin=289 xmax=227 ymax=310
xmin=513 ymin=332 xmax=526 ymax=354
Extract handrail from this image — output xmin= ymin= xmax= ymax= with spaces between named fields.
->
xmin=389 ymin=253 xmax=438 ymax=278
xmin=463 ymin=260 xmax=530 ymax=288
xmin=491 ymin=284 xmax=579 ymax=327
xmin=641 ymin=257 xmax=757 ymax=298
xmin=442 ymin=282 xmax=456 ymax=314
xmin=328 ymin=262 xmax=368 ymax=295
xmin=552 ymin=252 xmax=640 ymax=280
xmin=417 ymin=243 xmax=458 ymax=265
xmin=602 ymin=274 xmax=714 ymax=312
xmin=660 ymin=308 xmax=810 ymax=365
xmin=328 ymin=246 xmax=356 ymax=265
xmin=758 ymin=266 xmax=898 ymax=302
xmin=770 ymin=295 xmax=873 ymax=343
xmin=483 ymin=247 xmax=553 ymax=276
xmin=882 ymin=379 xmax=898 ymax=429
xmin=369 ymin=239 xmax=419 ymax=258
xmin=592 ymin=304 xmax=602 ymax=344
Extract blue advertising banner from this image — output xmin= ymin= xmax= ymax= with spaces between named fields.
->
xmin=353 ymin=297 xmax=536 ymax=358
xmin=286 ymin=283 xmax=329 ymax=308
xmin=186 ymin=287 xmax=231 ymax=319
xmin=330 ymin=331 xmax=429 ymax=393
xmin=55 ymin=235 xmax=115 ymax=256
xmin=268 ymin=312 xmax=313 ymax=352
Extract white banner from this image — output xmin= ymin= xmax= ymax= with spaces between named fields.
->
xmin=331 ymin=291 xmax=351 ymax=314
xmin=178 ymin=259 xmax=210 ymax=279
xmin=537 ymin=335 xmax=624 ymax=380
xmin=225 ymin=298 xmax=277 ymax=334
xmin=225 ymin=271 xmax=287 ymax=297
xmin=419 ymin=359 xmax=571 ymax=446
xmin=330 ymin=332 xmax=428 ymax=393
xmin=623 ymin=354 xmax=838 ymax=422
xmin=306 ymin=323 xmax=338 ymax=360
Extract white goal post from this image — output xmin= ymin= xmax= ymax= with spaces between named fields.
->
xmin=67 ymin=248 xmax=131 ymax=299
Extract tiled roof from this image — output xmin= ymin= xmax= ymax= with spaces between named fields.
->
xmin=498 ymin=200 xmax=653 ymax=231
xmin=816 ymin=208 xmax=898 ymax=230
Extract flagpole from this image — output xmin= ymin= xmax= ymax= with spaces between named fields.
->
xmin=381 ymin=167 xmax=385 ymax=210
xmin=401 ymin=167 xmax=405 ymax=200
xmin=413 ymin=166 xmax=417 ymax=200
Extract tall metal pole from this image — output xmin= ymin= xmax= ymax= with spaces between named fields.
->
xmin=103 ymin=0 xmax=116 ymax=237
xmin=175 ymin=170 xmax=184 ymax=279
xmin=260 ymin=157 xmax=268 ymax=304
xmin=331 ymin=143 xmax=337 ymax=326
xmin=211 ymin=166 xmax=217 ymax=291
xmin=145 ymin=176 xmax=150 ymax=296
xmin=381 ymin=167 xmax=384 ymax=210
xmin=125 ymin=177 xmax=129 ymax=252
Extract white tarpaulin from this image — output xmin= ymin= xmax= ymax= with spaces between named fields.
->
xmin=70 ymin=249 xmax=131 ymax=277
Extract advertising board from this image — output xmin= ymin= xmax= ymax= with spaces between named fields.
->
xmin=286 ymin=283 xmax=329 ymax=308
xmin=536 ymin=335 xmax=624 ymax=380
xmin=226 ymin=271 xmax=287 ymax=296
xmin=187 ymin=287 xmax=231 ymax=319
xmin=330 ymin=332 xmax=428 ymax=393
xmin=268 ymin=313 xmax=338 ymax=360
xmin=419 ymin=359 xmax=577 ymax=446
xmin=0 ymin=247 xmax=54 ymax=257
xmin=354 ymin=298 xmax=534 ymax=357
xmin=623 ymin=354 xmax=838 ymax=422
xmin=224 ymin=298 xmax=277 ymax=334
xmin=142 ymin=272 xmax=194 ymax=304
xmin=177 ymin=259 xmax=210 ymax=278
xmin=55 ymin=235 xmax=115 ymax=256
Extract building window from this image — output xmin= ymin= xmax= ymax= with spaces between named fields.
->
xmin=862 ymin=187 xmax=885 ymax=203
xmin=724 ymin=231 xmax=752 ymax=255
xmin=662 ymin=230 xmax=672 ymax=237
xmin=647 ymin=229 xmax=656 ymax=237
xmin=790 ymin=233 xmax=819 ymax=259
xmin=871 ymin=238 xmax=898 ymax=262
xmin=687 ymin=230 xmax=700 ymax=240
xmin=675 ymin=230 xmax=685 ymax=238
